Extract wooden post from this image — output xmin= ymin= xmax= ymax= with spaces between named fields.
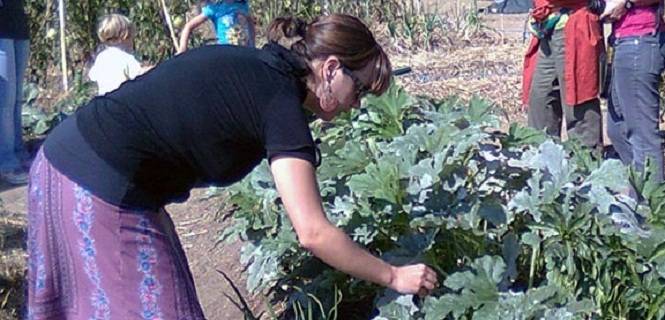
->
xmin=158 ymin=0 xmax=179 ymax=51
xmin=58 ymin=0 xmax=68 ymax=91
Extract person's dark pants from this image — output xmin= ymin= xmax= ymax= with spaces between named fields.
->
xmin=607 ymin=32 xmax=665 ymax=183
xmin=528 ymin=30 xmax=603 ymax=150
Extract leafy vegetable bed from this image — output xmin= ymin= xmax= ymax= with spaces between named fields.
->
xmin=222 ymin=85 xmax=665 ymax=320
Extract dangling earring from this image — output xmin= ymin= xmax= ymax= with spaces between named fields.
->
xmin=325 ymin=79 xmax=333 ymax=99
xmin=320 ymin=78 xmax=336 ymax=111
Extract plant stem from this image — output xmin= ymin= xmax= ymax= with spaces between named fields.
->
xmin=528 ymin=244 xmax=538 ymax=290
xmin=158 ymin=0 xmax=179 ymax=50
xmin=646 ymin=289 xmax=665 ymax=320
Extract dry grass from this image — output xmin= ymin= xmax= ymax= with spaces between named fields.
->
xmin=0 ymin=209 xmax=27 ymax=319
xmin=365 ymin=0 xmax=528 ymax=131
xmin=385 ymin=3 xmax=529 ymax=130
xmin=391 ymin=37 xmax=527 ymax=129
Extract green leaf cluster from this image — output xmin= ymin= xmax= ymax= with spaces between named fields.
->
xmin=222 ymin=84 xmax=665 ymax=319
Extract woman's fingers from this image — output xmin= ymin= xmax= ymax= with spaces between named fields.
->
xmin=422 ymin=278 xmax=436 ymax=291
xmin=421 ymin=268 xmax=438 ymax=287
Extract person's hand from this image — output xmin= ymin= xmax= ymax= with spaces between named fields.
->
xmin=389 ymin=264 xmax=439 ymax=296
xmin=601 ymin=0 xmax=628 ymax=21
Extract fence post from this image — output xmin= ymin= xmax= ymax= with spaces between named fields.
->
xmin=58 ymin=0 xmax=68 ymax=91
xmin=159 ymin=0 xmax=179 ymax=51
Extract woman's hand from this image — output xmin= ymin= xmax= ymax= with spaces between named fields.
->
xmin=390 ymin=264 xmax=439 ymax=296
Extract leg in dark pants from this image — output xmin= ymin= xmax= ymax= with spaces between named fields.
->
xmin=606 ymin=33 xmax=665 ymax=183
xmin=528 ymin=30 xmax=603 ymax=150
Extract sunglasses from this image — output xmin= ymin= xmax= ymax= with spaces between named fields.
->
xmin=340 ymin=65 xmax=370 ymax=100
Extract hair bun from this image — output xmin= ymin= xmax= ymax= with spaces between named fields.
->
xmin=266 ymin=17 xmax=308 ymax=49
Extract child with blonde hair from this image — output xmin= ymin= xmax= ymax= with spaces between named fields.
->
xmin=89 ymin=14 xmax=146 ymax=95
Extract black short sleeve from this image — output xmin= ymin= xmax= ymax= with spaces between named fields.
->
xmin=263 ymin=86 xmax=317 ymax=166
xmin=268 ymin=146 xmax=319 ymax=167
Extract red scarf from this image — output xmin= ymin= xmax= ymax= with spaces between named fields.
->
xmin=532 ymin=0 xmax=587 ymax=20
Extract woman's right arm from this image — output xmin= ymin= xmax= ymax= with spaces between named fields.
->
xmin=270 ymin=156 xmax=439 ymax=295
xmin=177 ymin=14 xmax=208 ymax=54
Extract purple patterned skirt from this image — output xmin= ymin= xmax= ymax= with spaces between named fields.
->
xmin=26 ymin=149 xmax=206 ymax=319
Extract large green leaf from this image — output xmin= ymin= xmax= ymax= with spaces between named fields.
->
xmin=373 ymin=292 xmax=419 ymax=320
xmin=359 ymin=84 xmax=416 ymax=138
xmin=581 ymin=159 xmax=628 ymax=214
xmin=422 ymin=295 xmax=465 ymax=320
xmin=500 ymin=123 xmax=548 ymax=149
xmin=443 ymin=256 xmax=505 ymax=308
xmin=348 ymin=159 xmax=405 ymax=204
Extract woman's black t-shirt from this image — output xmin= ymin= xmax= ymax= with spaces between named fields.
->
xmin=43 ymin=44 xmax=317 ymax=210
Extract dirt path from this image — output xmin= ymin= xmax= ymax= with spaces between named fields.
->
xmin=166 ymin=189 xmax=265 ymax=319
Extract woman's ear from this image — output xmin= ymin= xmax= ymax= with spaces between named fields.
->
xmin=323 ymin=56 xmax=341 ymax=80
xmin=317 ymin=56 xmax=342 ymax=113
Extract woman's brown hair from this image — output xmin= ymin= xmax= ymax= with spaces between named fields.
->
xmin=267 ymin=14 xmax=392 ymax=96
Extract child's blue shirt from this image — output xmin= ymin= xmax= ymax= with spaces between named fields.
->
xmin=202 ymin=1 xmax=253 ymax=46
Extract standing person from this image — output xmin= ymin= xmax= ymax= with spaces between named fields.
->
xmin=522 ymin=0 xmax=604 ymax=150
xmin=603 ymin=0 xmax=665 ymax=183
xmin=0 ymin=0 xmax=30 ymax=184
xmin=177 ymin=0 xmax=255 ymax=53
xmin=89 ymin=14 xmax=148 ymax=96
xmin=27 ymin=14 xmax=438 ymax=319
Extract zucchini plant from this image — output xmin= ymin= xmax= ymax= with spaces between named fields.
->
xmin=221 ymin=84 xmax=665 ymax=320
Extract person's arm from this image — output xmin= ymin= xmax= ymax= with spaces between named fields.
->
xmin=601 ymin=0 xmax=661 ymax=21
xmin=177 ymin=14 xmax=208 ymax=54
xmin=270 ymin=156 xmax=438 ymax=295
xmin=125 ymin=55 xmax=143 ymax=80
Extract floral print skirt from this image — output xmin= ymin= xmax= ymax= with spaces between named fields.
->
xmin=26 ymin=148 xmax=205 ymax=320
